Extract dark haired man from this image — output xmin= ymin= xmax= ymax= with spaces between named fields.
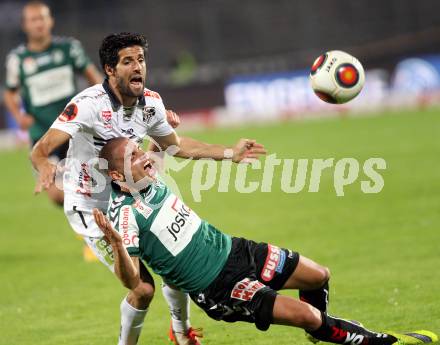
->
xmin=93 ymin=137 xmax=438 ymax=345
xmin=31 ymin=32 xmax=266 ymax=345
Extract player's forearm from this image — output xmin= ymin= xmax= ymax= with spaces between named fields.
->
xmin=30 ymin=129 xmax=70 ymax=170
xmin=176 ymin=136 xmax=231 ymax=160
xmin=111 ymin=243 xmax=140 ymax=290
xmin=30 ymin=139 xmax=52 ymax=171
xmin=83 ymin=64 xmax=103 ymax=85
xmin=3 ymin=90 xmax=23 ymax=120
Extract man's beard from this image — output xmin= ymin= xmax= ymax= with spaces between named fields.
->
xmin=116 ymin=76 xmax=144 ymax=98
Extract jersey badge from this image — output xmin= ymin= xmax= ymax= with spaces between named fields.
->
xmin=101 ymin=110 xmax=113 ymax=128
xmin=133 ymin=199 xmax=153 ymax=219
xmin=143 ymin=106 xmax=156 ymax=124
xmin=52 ymin=49 xmax=64 ymax=64
xmin=23 ymin=57 xmax=37 ymax=75
xmin=58 ymin=103 xmax=78 ymax=122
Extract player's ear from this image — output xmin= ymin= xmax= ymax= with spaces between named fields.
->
xmin=109 ymin=170 xmax=124 ymax=182
xmin=104 ymin=64 xmax=115 ymax=78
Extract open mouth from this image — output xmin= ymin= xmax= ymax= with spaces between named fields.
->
xmin=130 ymin=76 xmax=143 ymax=88
xmin=143 ymin=160 xmax=156 ymax=177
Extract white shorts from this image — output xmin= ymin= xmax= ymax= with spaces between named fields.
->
xmin=64 ymin=205 xmax=115 ymax=272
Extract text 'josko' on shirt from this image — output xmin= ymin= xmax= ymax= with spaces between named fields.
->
xmin=5 ymin=36 xmax=91 ymax=141
xmin=107 ymin=179 xmax=232 ymax=294
xmin=50 ymin=79 xmax=175 ymax=214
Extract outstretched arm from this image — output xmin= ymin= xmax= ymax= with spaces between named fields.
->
xmin=149 ymin=133 xmax=267 ymax=163
xmin=93 ymin=209 xmax=140 ymax=290
xmin=177 ymin=136 xmax=267 ymax=162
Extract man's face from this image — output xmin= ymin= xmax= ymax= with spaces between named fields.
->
xmin=114 ymin=140 xmax=156 ymax=187
xmin=111 ymin=46 xmax=147 ymax=98
xmin=22 ymin=5 xmax=53 ymax=41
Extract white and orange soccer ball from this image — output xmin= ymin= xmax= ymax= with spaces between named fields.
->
xmin=309 ymin=50 xmax=365 ymax=104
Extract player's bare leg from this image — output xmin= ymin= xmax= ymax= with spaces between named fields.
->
xmin=281 ymin=255 xmax=330 ymax=312
xmin=274 ymin=256 xmax=437 ymax=345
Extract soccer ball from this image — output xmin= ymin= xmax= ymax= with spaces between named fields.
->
xmin=310 ymin=50 xmax=365 ymax=104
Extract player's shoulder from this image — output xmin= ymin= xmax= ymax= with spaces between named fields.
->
xmin=143 ymin=88 xmax=162 ymax=101
xmin=52 ymin=35 xmax=82 ymax=47
xmin=71 ymin=84 xmax=107 ymax=104
xmin=107 ymin=192 xmax=136 ymax=227
xmin=7 ymin=43 xmax=27 ymax=58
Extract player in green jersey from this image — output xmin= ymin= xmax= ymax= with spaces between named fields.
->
xmin=93 ymin=137 xmax=438 ymax=345
xmin=3 ymin=0 xmax=102 ymax=206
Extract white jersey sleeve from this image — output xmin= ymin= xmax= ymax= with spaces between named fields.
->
xmin=147 ymin=94 xmax=175 ymax=137
xmin=50 ymin=95 xmax=96 ymax=136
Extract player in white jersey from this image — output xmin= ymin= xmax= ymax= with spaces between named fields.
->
xmin=30 ymin=32 xmax=267 ymax=345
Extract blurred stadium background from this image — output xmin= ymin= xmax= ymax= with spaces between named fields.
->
xmin=1 ymin=0 xmax=440 ymax=135
xmin=1 ymin=1 xmax=439 ymax=344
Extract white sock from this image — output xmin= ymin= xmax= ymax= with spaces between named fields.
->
xmin=161 ymin=283 xmax=191 ymax=333
xmin=118 ymin=297 xmax=148 ymax=345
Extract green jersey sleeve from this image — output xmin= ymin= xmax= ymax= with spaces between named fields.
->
xmin=5 ymin=52 xmax=20 ymax=90
xmin=69 ymin=38 xmax=91 ymax=72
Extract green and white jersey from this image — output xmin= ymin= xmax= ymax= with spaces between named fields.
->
xmin=107 ymin=179 xmax=232 ymax=293
xmin=5 ymin=36 xmax=91 ymax=141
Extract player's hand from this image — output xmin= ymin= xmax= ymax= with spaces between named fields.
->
xmin=166 ymin=109 xmax=180 ymax=128
xmin=93 ymin=208 xmax=122 ymax=246
xmin=17 ymin=113 xmax=34 ymax=130
xmin=232 ymin=138 xmax=267 ymax=163
xmin=34 ymin=162 xmax=57 ymax=194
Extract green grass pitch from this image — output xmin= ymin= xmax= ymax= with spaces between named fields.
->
xmin=0 ymin=108 xmax=439 ymax=344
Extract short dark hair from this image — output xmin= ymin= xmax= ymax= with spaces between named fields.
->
xmin=99 ymin=137 xmax=129 ymax=172
xmin=99 ymin=32 xmax=148 ymax=76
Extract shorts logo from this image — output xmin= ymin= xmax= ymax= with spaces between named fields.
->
xmin=231 ymin=278 xmax=265 ymax=301
xmin=261 ymin=244 xmax=285 ymax=282
xmin=58 ymin=103 xmax=78 ymax=122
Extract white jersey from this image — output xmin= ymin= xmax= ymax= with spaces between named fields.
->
xmin=51 ymin=80 xmax=174 ymax=219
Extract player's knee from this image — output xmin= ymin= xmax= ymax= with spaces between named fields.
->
xmin=279 ymin=299 xmax=321 ymax=330
xmin=321 ymin=266 xmax=330 ymax=283
xmin=132 ymin=281 xmax=155 ymax=305
xmin=310 ymin=265 xmax=330 ymax=289
xmin=290 ymin=303 xmax=322 ymax=330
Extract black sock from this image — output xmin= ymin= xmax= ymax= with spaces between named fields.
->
xmin=299 ymin=280 xmax=329 ymax=312
xmin=308 ymin=312 xmax=397 ymax=345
